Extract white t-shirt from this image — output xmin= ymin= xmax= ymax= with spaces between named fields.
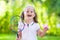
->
xmin=18 ymin=21 xmax=40 ymax=40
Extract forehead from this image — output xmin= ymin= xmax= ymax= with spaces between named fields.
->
xmin=24 ymin=6 xmax=34 ymax=11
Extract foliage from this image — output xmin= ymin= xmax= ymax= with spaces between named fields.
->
xmin=0 ymin=0 xmax=60 ymax=36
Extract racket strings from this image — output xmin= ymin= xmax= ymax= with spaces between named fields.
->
xmin=10 ymin=16 xmax=20 ymax=33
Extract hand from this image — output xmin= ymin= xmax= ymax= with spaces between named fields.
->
xmin=16 ymin=38 xmax=20 ymax=40
xmin=43 ymin=24 xmax=48 ymax=32
xmin=16 ymin=32 xmax=22 ymax=40
xmin=16 ymin=35 xmax=22 ymax=40
xmin=16 ymin=37 xmax=21 ymax=40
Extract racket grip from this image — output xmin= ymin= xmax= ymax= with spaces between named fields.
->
xmin=17 ymin=34 xmax=19 ymax=38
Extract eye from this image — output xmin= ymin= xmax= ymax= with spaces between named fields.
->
xmin=27 ymin=11 xmax=29 ymax=13
xmin=31 ymin=11 xmax=33 ymax=13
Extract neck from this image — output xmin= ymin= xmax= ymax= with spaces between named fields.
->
xmin=24 ymin=19 xmax=33 ymax=24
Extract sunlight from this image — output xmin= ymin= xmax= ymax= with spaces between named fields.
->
xmin=42 ymin=7 xmax=47 ymax=18
xmin=42 ymin=0 xmax=46 ymax=2
xmin=0 ymin=1 xmax=6 ymax=17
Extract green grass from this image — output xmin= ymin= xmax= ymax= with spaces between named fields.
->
xmin=0 ymin=34 xmax=16 ymax=40
xmin=38 ymin=36 xmax=60 ymax=40
xmin=0 ymin=34 xmax=60 ymax=40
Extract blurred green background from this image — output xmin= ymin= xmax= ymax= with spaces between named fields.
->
xmin=0 ymin=0 xmax=60 ymax=40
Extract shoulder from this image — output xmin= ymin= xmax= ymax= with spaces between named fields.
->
xmin=33 ymin=23 xmax=40 ymax=30
xmin=18 ymin=20 xmax=24 ymax=27
xmin=34 ymin=23 xmax=40 ymax=26
xmin=18 ymin=20 xmax=24 ymax=29
xmin=18 ymin=20 xmax=23 ymax=25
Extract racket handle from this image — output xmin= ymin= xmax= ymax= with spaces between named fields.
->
xmin=17 ymin=34 xmax=19 ymax=38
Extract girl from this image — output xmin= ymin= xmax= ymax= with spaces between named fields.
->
xmin=17 ymin=6 xmax=48 ymax=40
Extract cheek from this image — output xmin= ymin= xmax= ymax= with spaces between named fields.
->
xmin=24 ymin=12 xmax=27 ymax=17
xmin=32 ymin=13 xmax=35 ymax=17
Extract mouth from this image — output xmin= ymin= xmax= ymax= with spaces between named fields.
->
xmin=27 ymin=15 xmax=32 ymax=17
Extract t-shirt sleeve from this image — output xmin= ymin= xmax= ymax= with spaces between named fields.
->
xmin=18 ymin=21 xmax=23 ymax=32
xmin=35 ymin=23 xmax=40 ymax=31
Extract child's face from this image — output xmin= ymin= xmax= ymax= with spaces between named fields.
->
xmin=24 ymin=7 xmax=35 ymax=20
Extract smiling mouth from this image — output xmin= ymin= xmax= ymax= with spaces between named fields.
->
xmin=27 ymin=15 xmax=32 ymax=17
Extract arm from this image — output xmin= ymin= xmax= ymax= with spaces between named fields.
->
xmin=17 ymin=21 xmax=22 ymax=40
xmin=37 ymin=27 xmax=48 ymax=37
